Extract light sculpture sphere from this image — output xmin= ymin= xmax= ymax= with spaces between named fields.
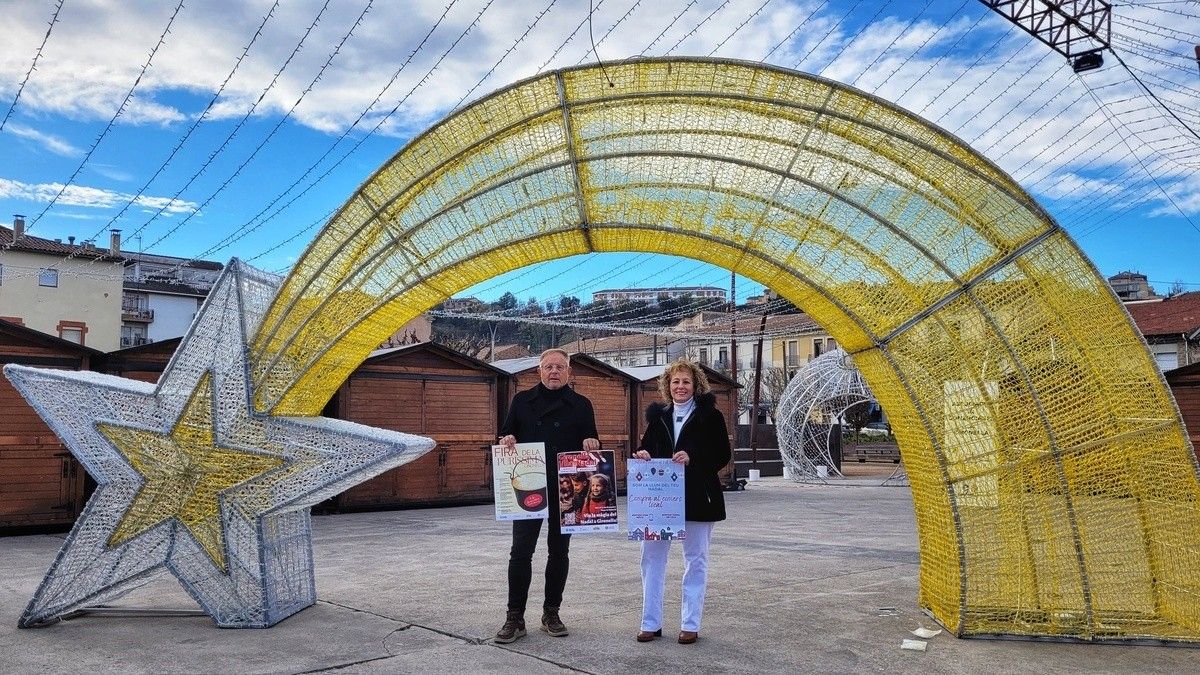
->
xmin=776 ymin=348 xmax=874 ymax=482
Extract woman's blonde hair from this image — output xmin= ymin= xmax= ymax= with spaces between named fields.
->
xmin=657 ymin=358 xmax=711 ymax=401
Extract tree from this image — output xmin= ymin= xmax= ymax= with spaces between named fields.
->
xmin=440 ymin=332 xmax=491 ymax=358
xmin=737 ymin=367 xmax=792 ymax=420
xmin=1169 ymin=279 xmax=1186 ymax=297
xmin=496 ymin=292 xmax=518 ymax=311
xmin=559 ymin=295 xmax=581 ymax=313
xmin=842 ymin=401 xmax=873 ymax=445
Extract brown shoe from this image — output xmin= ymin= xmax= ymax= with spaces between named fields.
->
xmin=636 ymin=629 xmax=662 ymax=642
xmin=495 ymin=610 xmax=526 ymax=644
xmin=541 ymin=607 xmax=568 ymax=637
xmin=678 ymin=630 xmax=698 ymax=644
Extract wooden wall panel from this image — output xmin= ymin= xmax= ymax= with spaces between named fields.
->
xmin=0 ymin=360 xmax=86 ymax=530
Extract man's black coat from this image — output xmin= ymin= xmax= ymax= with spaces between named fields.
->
xmin=501 ymin=383 xmax=600 ymax=518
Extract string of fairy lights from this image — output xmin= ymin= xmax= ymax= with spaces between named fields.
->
xmin=2 ymin=0 xmax=1199 ymax=341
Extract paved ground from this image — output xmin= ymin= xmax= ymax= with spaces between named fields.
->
xmin=2 ymin=476 xmax=1196 ymax=674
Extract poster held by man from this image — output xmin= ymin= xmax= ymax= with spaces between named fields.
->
xmin=557 ymin=450 xmax=618 ymax=533
xmin=492 ymin=442 xmax=549 ymax=521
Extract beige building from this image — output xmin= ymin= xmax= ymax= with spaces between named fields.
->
xmin=0 ymin=218 xmax=124 ymax=351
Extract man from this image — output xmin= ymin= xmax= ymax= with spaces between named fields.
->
xmin=495 ymin=348 xmax=600 ymax=643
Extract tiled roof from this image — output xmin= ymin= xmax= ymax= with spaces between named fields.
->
xmin=124 ymin=279 xmax=210 ymax=296
xmin=0 ymin=226 xmax=123 ymax=261
xmin=557 ymin=332 xmax=676 ymax=353
xmin=1125 ymin=292 xmax=1200 ymax=337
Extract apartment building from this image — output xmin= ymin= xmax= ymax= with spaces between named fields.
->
xmin=0 ymin=217 xmax=124 ymax=350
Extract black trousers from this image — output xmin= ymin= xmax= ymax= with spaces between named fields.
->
xmin=507 ymin=518 xmax=571 ymax=614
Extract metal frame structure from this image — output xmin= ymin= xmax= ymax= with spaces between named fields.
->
xmin=979 ymin=1 xmax=1112 ymax=70
xmin=5 ymin=261 xmax=433 ymax=628
xmin=10 ymin=57 xmax=1199 ymax=641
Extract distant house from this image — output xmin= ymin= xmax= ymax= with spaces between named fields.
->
xmin=591 ymin=286 xmax=726 ymax=304
xmin=0 ymin=216 xmax=124 ymax=350
xmin=1108 ymin=271 xmax=1160 ymax=302
xmin=1125 ymin=291 xmax=1200 ymax=371
xmin=556 ymin=332 xmax=683 ymax=368
xmin=441 ymin=296 xmax=485 ymax=312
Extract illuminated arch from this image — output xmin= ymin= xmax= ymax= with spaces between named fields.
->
xmin=249 ymin=58 xmax=1200 ymax=641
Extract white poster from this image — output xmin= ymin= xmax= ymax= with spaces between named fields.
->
xmin=627 ymin=458 xmax=686 ymax=541
xmin=492 ymin=442 xmax=548 ymax=521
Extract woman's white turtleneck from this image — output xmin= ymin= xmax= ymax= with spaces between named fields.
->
xmin=672 ymin=397 xmax=695 ymax=446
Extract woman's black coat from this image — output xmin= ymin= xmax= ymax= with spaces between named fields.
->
xmin=636 ymin=392 xmax=731 ymax=522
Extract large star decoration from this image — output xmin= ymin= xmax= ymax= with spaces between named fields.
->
xmin=4 ymin=261 xmax=435 ymax=628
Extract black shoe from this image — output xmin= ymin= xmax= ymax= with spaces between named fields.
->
xmin=495 ymin=610 xmax=526 ymax=643
xmin=636 ymin=628 xmax=662 ymax=642
xmin=541 ymin=607 xmax=569 ymax=637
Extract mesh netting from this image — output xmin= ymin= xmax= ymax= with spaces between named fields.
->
xmin=4 ymin=261 xmax=434 ymax=627
xmin=246 ymin=57 xmax=1200 ymax=641
xmin=775 ymin=347 xmax=905 ymax=485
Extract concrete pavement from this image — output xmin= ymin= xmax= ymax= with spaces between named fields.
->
xmin=1 ymin=477 xmax=1196 ymax=674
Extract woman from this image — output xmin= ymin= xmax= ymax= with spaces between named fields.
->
xmin=631 ymin=359 xmax=731 ymax=645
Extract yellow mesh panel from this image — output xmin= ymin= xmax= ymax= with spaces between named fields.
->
xmin=249 ymin=57 xmax=1200 ymax=641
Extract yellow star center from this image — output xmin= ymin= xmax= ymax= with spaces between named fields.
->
xmin=98 ymin=373 xmax=285 ymax=572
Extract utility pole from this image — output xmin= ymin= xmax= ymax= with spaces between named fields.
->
xmin=729 ymin=271 xmax=737 ymax=381
xmin=748 ymin=312 xmax=767 ymax=470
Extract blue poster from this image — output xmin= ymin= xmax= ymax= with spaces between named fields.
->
xmin=627 ymin=459 xmax=686 ymax=541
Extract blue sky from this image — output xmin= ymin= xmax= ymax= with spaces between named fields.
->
xmin=1 ymin=0 xmax=1197 ymax=304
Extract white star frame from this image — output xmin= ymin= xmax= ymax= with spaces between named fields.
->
xmin=4 ymin=260 xmax=435 ymax=628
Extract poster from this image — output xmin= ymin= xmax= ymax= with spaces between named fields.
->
xmin=627 ymin=459 xmax=686 ymax=541
xmin=492 ymin=442 xmax=549 ymax=521
xmin=557 ymin=450 xmax=618 ymax=534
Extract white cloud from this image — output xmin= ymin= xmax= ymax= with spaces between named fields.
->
xmin=0 ymin=177 xmax=196 ymax=214
xmin=3 ymin=123 xmax=80 ymax=156
xmin=1 ymin=0 xmax=1197 ymax=255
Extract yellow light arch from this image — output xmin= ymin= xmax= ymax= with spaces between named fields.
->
xmin=249 ymin=58 xmax=1200 ymax=641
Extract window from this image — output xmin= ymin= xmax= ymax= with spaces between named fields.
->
xmin=813 ymin=338 xmax=825 ymax=358
xmin=718 ymin=347 xmax=728 ymax=366
xmin=56 ymin=320 xmax=87 ymax=345
xmin=1150 ymin=344 xmax=1179 ymax=372
xmin=699 ymin=348 xmax=709 ymax=365
xmin=786 ymin=340 xmax=799 ymax=367
xmin=39 ymin=268 xmax=58 ymax=287
xmin=0 ymin=262 xmax=4 ymax=284
xmin=121 ymin=324 xmax=149 ymax=348
xmin=827 ymin=337 xmax=838 ymax=352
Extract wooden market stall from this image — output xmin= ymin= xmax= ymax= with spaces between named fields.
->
xmin=1166 ymin=362 xmax=1200 ymax=459
xmin=330 ymin=342 xmax=507 ymax=509
xmin=97 ymin=337 xmax=181 ymax=383
xmin=0 ymin=320 xmax=102 ymax=530
xmin=493 ymin=353 xmax=636 ymax=491
xmin=621 ymin=363 xmax=740 ymax=482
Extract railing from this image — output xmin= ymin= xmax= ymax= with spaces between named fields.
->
xmin=121 ymin=307 xmax=154 ymax=322
xmin=120 ymin=336 xmax=151 ymax=348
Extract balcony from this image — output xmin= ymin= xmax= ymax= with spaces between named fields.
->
xmin=121 ymin=307 xmax=154 ymax=322
xmin=120 ymin=336 xmax=151 ymax=348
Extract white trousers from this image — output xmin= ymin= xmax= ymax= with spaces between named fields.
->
xmin=640 ymin=520 xmax=715 ymax=633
